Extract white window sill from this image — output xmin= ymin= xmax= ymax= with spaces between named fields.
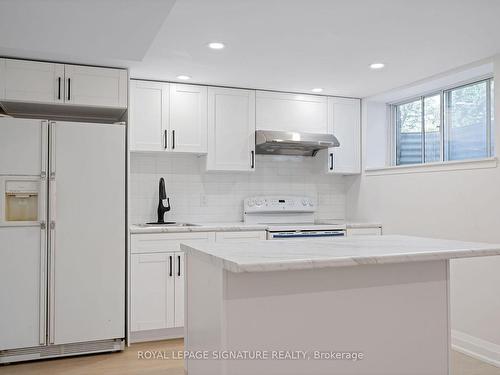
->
xmin=365 ymin=157 xmax=497 ymax=176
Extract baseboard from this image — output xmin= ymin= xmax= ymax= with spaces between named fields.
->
xmin=129 ymin=327 xmax=184 ymax=343
xmin=452 ymin=329 xmax=500 ymax=368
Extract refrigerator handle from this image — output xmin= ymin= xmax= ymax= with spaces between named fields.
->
xmin=39 ymin=222 xmax=47 ymax=345
xmin=48 ymin=121 xmax=56 ymax=345
xmin=41 ymin=121 xmax=48 ymax=178
xmin=49 ymin=122 xmax=56 ymax=178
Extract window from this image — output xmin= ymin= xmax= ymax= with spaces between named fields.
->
xmin=394 ymin=78 xmax=494 ymax=165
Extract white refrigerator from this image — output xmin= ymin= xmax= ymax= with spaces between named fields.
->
xmin=0 ymin=117 xmax=125 ymax=362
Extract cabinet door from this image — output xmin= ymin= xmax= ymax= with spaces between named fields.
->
xmin=174 ymin=252 xmax=185 ymax=327
xmin=215 ymin=231 xmax=267 ymax=242
xmin=130 ymin=80 xmax=169 ymax=152
xmin=327 ymin=97 xmax=361 ymax=174
xmin=64 ymin=65 xmax=127 ymax=108
xmin=207 ymin=87 xmax=255 ymax=171
xmin=256 ymin=91 xmax=328 ymax=133
xmin=131 ymin=253 xmax=175 ymax=331
xmin=169 ymin=84 xmax=207 ymax=153
xmin=0 ymin=59 xmax=64 ymax=103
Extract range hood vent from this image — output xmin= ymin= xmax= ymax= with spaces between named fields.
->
xmin=255 ymin=130 xmax=340 ymax=157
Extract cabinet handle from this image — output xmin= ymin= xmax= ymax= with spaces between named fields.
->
xmin=251 ymin=150 xmax=255 ymax=169
xmin=329 ymin=153 xmax=334 ymax=171
xmin=177 ymin=255 xmax=181 ymax=276
xmin=57 ymin=77 xmax=61 ymax=100
xmin=172 ymin=130 xmax=175 ymax=150
xmin=164 ymin=130 xmax=168 ymax=149
xmin=67 ymin=78 xmax=71 ymax=101
xmin=169 ymin=255 xmax=173 ymax=277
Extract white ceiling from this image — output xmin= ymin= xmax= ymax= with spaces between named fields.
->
xmin=1 ymin=0 xmax=500 ymax=98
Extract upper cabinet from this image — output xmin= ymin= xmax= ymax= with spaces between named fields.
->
xmin=169 ymin=84 xmax=207 ymax=153
xmin=256 ymin=91 xmax=328 ymax=133
xmin=64 ymin=65 xmax=127 ymax=108
xmin=206 ymin=87 xmax=256 ymax=171
xmin=325 ymin=97 xmax=361 ymax=175
xmin=129 ymin=80 xmax=169 ymax=152
xmin=129 ymin=81 xmax=208 ymax=154
xmin=0 ymin=59 xmax=64 ymax=103
xmin=0 ymin=58 xmax=127 ymax=121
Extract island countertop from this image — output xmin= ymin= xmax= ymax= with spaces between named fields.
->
xmin=180 ymin=235 xmax=500 ymax=273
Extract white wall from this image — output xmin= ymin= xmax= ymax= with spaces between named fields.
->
xmin=347 ymin=55 xmax=500 ymax=365
xmin=130 ymin=154 xmax=346 ymax=224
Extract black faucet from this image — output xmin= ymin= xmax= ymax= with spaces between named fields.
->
xmin=156 ymin=177 xmax=171 ymax=223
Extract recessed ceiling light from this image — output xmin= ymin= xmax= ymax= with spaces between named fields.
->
xmin=370 ymin=62 xmax=385 ymax=70
xmin=208 ymin=42 xmax=225 ymax=50
xmin=176 ymin=75 xmax=191 ymax=80
xmin=311 ymin=88 xmax=323 ymax=93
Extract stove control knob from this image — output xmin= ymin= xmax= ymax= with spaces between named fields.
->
xmin=301 ymin=199 xmax=308 ymax=206
xmin=309 ymin=199 xmax=314 ymax=206
xmin=256 ymin=199 xmax=263 ymax=206
xmin=248 ymin=199 xmax=255 ymax=207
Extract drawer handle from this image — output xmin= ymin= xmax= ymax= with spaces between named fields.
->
xmin=178 ymin=255 xmax=181 ymax=276
xmin=169 ymin=255 xmax=173 ymax=277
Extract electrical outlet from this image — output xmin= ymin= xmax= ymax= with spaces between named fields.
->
xmin=200 ymin=194 xmax=208 ymax=207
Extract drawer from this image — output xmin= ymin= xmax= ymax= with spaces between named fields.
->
xmin=215 ymin=231 xmax=267 ymax=242
xmin=346 ymin=227 xmax=382 ymax=236
xmin=131 ymin=232 xmax=216 ymax=254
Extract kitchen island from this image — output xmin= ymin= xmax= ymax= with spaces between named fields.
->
xmin=181 ymin=235 xmax=500 ymax=375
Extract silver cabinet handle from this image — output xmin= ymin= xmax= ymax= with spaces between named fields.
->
xmin=177 ymin=255 xmax=181 ymax=277
xmin=329 ymin=153 xmax=334 ymax=171
xmin=57 ymin=77 xmax=61 ymax=100
xmin=164 ymin=130 xmax=168 ymax=149
xmin=172 ymin=130 xmax=176 ymax=150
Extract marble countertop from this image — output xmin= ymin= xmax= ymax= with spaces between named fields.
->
xmin=130 ymin=222 xmax=269 ymax=234
xmin=181 ymin=235 xmax=500 ymax=273
xmin=130 ymin=221 xmax=381 ymax=234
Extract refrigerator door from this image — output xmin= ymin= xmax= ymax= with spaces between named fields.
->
xmin=48 ymin=121 xmax=125 ymax=345
xmin=0 ymin=222 xmax=47 ymax=350
xmin=0 ymin=118 xmax=48 ymax=177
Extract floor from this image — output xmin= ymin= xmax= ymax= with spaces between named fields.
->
xmin=1 ymin=339 xmax=499 ymax=375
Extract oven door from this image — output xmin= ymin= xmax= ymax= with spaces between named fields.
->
xmin=268 ymin=230 xmax=345 ymax=240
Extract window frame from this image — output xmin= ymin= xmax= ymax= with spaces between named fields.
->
xmin=391 ymin=77 xmax=494 ymax=166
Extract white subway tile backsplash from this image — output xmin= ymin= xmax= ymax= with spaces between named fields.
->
xmin=129 ymin=153 xmax=346 ymax=224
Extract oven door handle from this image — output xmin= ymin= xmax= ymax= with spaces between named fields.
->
xmin=271 ymin=232 xmax=345 ymax=238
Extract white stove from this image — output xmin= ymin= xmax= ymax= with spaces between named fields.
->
xmin=244 ymin=195 xmax=345 ymax=239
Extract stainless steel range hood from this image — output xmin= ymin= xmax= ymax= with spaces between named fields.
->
xmin=255 ymin=130 xmax=340 ymax=156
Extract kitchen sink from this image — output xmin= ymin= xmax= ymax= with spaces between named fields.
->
xmin=136 ymin=222 xmax=199 ymax=227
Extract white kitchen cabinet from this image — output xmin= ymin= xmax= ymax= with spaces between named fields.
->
xmin=215 ymin=230 xmax=266 ymax=242
xmin=0 ymin=59 xmax=127 ymax=118
xmin=206 ymin=87 xmax=256 ymax=171
xmin=130 ymin=253 xmax=175 ymax=331
xmin=129 ymin=230 xmax=267 ymax=340
xmin=169 ymin=84 xmax=208 ymax=153
xmin=64 ymin=65 xmax=127 ymax=108
xmin=0 ymin=59 xmax=64 ymax=103
xmin=256 ymin=91 xmax=328 ymax=134
xmin=346 ymin=227 xmax=382 ymax=236
xmin=130 ymin=232 xmax=215 ymax=338
xmin=129 ymin=80 xmax=169 ymax=152
xmin=326 ymin=97 xmax=361 ymax=174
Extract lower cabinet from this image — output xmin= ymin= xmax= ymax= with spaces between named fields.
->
xmin=129 ymin=230 xmax=266 ymax=342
